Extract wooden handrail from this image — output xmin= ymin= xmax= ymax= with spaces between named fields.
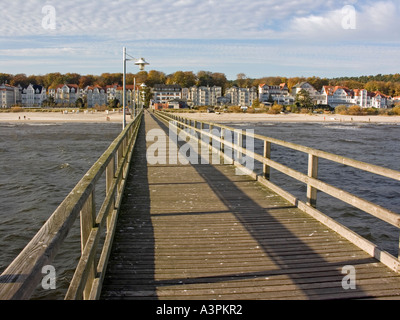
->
xmin=155 ymin=111 xmax=400 ymax=269
xmin=0 ymin=110 xmax=143 ymax=300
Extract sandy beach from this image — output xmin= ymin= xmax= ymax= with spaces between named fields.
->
xmin=180 ymin=112 xmax=400 ymax=124
xmin=1 ymin=110 xmax=400 ymax=124
xmin=0 ymin=110 xmax=128 ymax=124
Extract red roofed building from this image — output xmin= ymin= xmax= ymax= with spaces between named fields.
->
xmin=259 ymin=83 xmax=293 ymax=105
xmin=319 ymin=86 xmax=392 ymax=109
xmin=84 ymin=85 xmax=107 ymax=108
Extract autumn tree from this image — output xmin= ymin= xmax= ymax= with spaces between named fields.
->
xmin=10 ymin=74 xmax=29 ymax=87
xmin=166 ymin=71 xmax=196 ymax=88
xmin=127 ymin=71 xmax=148 ymax=86
xmin=211 ymin=72 xmax=228 ymax=90
xmin=146 ymin=70 xmax=167 ymax=87
xmin=44 ymin=73 xmax=64 ymax=88
xmin=79 ymin=75 xmax=96 ymax=88
xmin=236 ymin=73 xmax=247 ymax=87
xmin=0 ymin=73 xmax=12 ymax=84
xmin=196 ymin=71 xmax=213 ymax=87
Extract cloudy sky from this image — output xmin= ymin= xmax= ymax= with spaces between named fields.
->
xmin=0 ymin=0 xmax=399 ymax=80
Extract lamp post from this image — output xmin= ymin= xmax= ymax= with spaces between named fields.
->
xmin=122 ymin=47 xmax=149 ymax=129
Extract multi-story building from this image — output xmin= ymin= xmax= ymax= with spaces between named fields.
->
xmin=83 ymin=85 xmax=107 ymax=108
xmin=49 ymin=84 xmax=80 ymax=106
xmin=259 ymin=83 xmax=293 ymax=105
xmin=291 ymin=82 xmax=320 ymax=98
xmin=183 ymin=86 xmax=222 ymax=107
xmin=152 ymin=84 xmax=182 ymax=105
xmin=0 ymin=84 xmax=21 ymax=108
xmin=225 ymin=86 xmax=258 ymax=107
xmin=21 ymin=84 xmax=47 ymax=108
xmin=369 ymin=91 xmax=393 ymax=109
xmin=318 ymin=86 xmax=393 ymax=109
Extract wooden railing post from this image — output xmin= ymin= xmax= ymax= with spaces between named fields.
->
xmin=80 ymin=190 xmax=96 ymax=299
xmin=307 ymin=154 xmax=319 ymax=207
xmin=220 ymin=128 xmax=225 ymax=155
xmin=209 ymin=124 xmax=213 ymax=146
xmin=263 ymin=141 xmax=271 ymax=180
xmin=106 ymin=156 xmax=116 ymax=230
xmin=236 ymin=130 xmax=243 ymax=165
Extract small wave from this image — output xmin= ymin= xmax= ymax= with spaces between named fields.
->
xmin=0 ymin=123 xmax=17 ymax=128
xmin=23 ymin=123 xmax=62 ymax=127
xmin=337 ymin=139 xmax=359 ymax=144
xmin=323 ymin=125 xmax=361 ymax=131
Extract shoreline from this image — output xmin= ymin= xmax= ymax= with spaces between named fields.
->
xmin=179 ymin=112 xmax=400 ymax=124
xmin=1 ymin=110 xmax=400 ymax=124
xmin=0 ymin=110 xmax=130 ymax=124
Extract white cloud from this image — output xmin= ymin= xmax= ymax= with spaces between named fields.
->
xmin=0 ymin=0 xmax=399 ymax=78
xmin=0 ymin=0 xmax=351 ymax=40
xmin=286 ymin=1 xmax=400 ymax=41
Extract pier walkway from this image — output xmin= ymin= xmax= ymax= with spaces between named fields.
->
xmin=1 ymin=110 xmax=400 ymax=300
xmin=100 ymin=111 xmax=400 ymax=300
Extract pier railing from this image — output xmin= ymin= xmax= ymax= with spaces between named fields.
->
xmin=0 ymin=110 xmax=143 ymax=300
xmin=154 ymin=111 xmax=400 ymax=272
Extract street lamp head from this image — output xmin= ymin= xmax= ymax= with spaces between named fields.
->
xmin=135 ymin=58 xmax=149 ymax=71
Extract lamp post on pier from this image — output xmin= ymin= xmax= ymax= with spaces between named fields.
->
xmin=122 ymin=47 xmax=149 ymax=129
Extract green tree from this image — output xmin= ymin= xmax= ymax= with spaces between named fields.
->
xmin=75 ymin=97 xmax=87 ymax=109
xmin=252 ymin=98 xmax=261 ymax=108
xmin=108 ymin=98 xmax=119 ymax=109
xmin=0 ymin=73 xmax=12 ymax=84
xmin=295 ymin=89 xmax=314 ymax=110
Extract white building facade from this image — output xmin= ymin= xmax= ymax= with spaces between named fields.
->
xmin=0 ymin=84 xmax=21 ymax=108
xmin=318 ymin=86 xmax=393 ymax=109
xmin=183 ymin=86 xmax=222 ymax=106
xmin=225 ymin=86 xmax=258 ymax=107
xmin=152 ymin=84 xmax=182 ymax=104
xmin=21 ymin=84 xmax=47 ymax=108
xmin=84 ymin=85 xmax=107 ymax=108
xmin=259 ymin=83 xmax=293 ymax=105
xmin=49 ymin=84 xmax=80 ymax=106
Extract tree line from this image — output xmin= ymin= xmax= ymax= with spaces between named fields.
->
xmin=2 ymin=71 xmax=400 ymax=97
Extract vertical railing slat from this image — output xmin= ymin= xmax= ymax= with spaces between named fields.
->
xmin=307 ymin=154 xmax=319 ymax=207
xmin=263 ymin=141 xmax=271 ymax=180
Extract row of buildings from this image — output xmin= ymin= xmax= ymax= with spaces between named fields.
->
xmin=291 ymin=82 xmax=396 ymax=109
xmin=0 ymin=83 xmax=145 ymax=109
xmin=1 ymin=81 xmax=398 ymax=110
xmin=151 ymin=82 xmax=398 ymax=110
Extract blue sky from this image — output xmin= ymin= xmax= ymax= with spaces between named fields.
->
xmin=0 ymin=0 xmax=399 ymax=80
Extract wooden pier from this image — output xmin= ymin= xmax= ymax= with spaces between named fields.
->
xmin=1 ymin=110 xmax=400 ymax=300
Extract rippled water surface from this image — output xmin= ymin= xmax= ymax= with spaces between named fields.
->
xmin=0 ymin=122 xmax=121 ymax=299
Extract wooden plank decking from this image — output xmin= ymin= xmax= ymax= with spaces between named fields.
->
xmin=100 ymin=111 xmax=400 ymax=300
